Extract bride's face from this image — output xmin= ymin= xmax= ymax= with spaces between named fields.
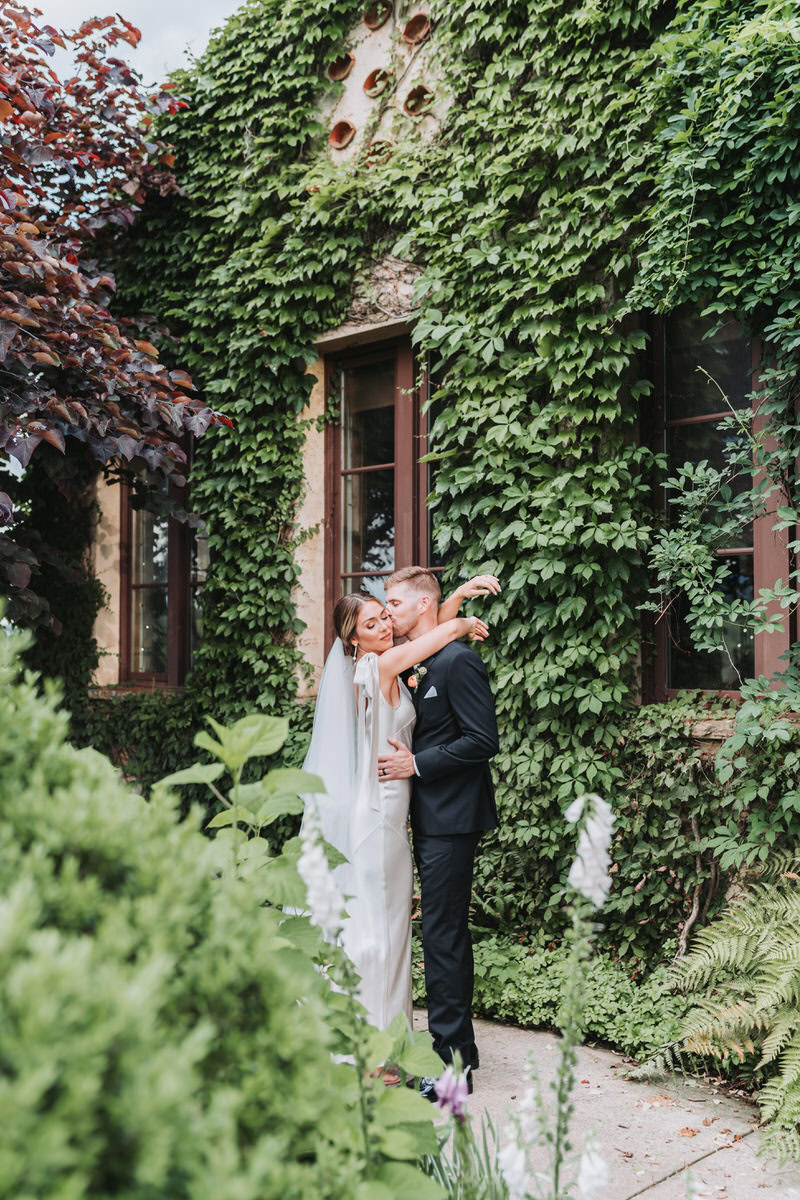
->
xmin=353 ymin=600 xmax=394 ymax=655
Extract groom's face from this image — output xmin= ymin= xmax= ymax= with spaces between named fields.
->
xmin=385 ymin=583 xmax=429 ymax=638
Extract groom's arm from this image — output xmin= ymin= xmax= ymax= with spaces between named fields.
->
xmin=412 ymin=651 xmax=499 ymax=783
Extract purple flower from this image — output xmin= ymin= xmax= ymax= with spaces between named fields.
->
xmin=434 ymin=1066 xmax=469 ymax=1122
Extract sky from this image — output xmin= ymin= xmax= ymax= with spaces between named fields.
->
xmin=36 ymin=0 xmax=244 ymax=85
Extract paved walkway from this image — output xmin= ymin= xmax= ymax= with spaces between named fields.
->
xmin=413 ymin=1012 xmax=800 ymax=1199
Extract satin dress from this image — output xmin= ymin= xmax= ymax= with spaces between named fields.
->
xmin=346 ymin=652 xmax=415 ymax=1030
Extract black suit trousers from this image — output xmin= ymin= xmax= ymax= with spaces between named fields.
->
xmin=414 ymin=830 xmax=481 ymax=1070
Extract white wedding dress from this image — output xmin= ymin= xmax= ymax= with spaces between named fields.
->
xmin=303 ymin=641 xmax=415 ymax=1030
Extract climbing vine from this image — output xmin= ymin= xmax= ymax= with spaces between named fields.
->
xmin=36 ymin=0 xmax=800 ymax=976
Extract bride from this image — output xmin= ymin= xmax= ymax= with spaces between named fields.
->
xmin=303 ymin=579 xmax=493 ymax=1036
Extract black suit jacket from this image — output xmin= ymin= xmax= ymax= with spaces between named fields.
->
xmin=409 ymin=641 xmax=500 ymax=837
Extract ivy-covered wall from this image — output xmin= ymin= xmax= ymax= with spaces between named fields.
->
xmin=30 ymin=0 xmax=800 ymax=979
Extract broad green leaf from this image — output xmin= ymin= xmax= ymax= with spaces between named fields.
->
xmin=278 ymin=914 xmax=322 ymax=955
xmin=206 ymin=809 xmax=235 ymax=829
xmin=198 ymin=715 xmax=289 ymax=771
xmin=158 ymin=762 xmax=225 ymax=787
xmin=206 ymin=807 xmax=257 ymax=829
xmin=260 ymin=853 xmax=309 ymax=908
xmin=256 ymin=790 xmax=306 ymax=826
xmin=228 ymin=713 xmax=289 ymax=758
xmin=395 ymin=1040 xmax=444 ymax=1077
xmin=374 ymin=1084 xmax=436 ymax=1128
xmin=378 ymin=1127 xmax=429 ymax=1161
xmin=355 ymin=1184 xmax=394 ymax=1200
xmin=364 ymin=1028 xmax=394 ymax=1070
xmin=373 ymin=1160 xmax=446 ymax=1196
xmin=264 ymin=768 xmax=325 ymax=795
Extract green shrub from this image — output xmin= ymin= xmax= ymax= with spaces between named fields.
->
xmin=413 ymin=932 xmax=689 ymax=1061
xmin=0 ymin=624 xmax=384 ymax=1198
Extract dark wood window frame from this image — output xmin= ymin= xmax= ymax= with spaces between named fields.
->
xmin=324 ymin=336 xmax=436 ymax=642
xmin=644 ymin=317 xmax=791 ymax=702
xmin=119 ymin=479 xmax=192 ymax=690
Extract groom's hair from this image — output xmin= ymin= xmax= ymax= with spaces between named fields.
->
xmin=385 ymin=566 xmax=441 ymax=603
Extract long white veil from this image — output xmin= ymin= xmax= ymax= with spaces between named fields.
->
xmin=302 ymin=637 xmax=358 ymax=902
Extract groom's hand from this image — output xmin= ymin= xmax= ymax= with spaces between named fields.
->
xmin=378 ymin=738 xmax=415 ymax=780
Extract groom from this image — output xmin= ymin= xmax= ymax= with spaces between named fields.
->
xmin=379 ymin=566 xmax=499 ymax=1097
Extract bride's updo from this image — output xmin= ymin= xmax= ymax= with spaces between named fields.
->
xmin=334 ymin=592 xmax=379 ymax=657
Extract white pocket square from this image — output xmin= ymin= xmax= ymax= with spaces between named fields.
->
xmin=423 ymin=686 xmax=438 ymax=699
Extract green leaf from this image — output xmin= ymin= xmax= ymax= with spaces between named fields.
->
xmin=322 ymin=837 xmax=348 ymax=870
xmin=355 ymin=1184 xmax=394 ymax=1200
xmin=158 ymin=762 xmax=225 ymax=787
xmin=260 ymin=853 xmax=311 ymax=908
xmin=206 ymin=809 xmax=235 ymax=829
xmin=278 ymin=914 xmax=323 ymax=955
xmin=378 ymin=1127 xmax=431 ymax=1161
xmin=395 ymin=1039 xmax=444 ymax=1077
xmin=374 ymin=1084 xmax=436 ymax=1128
xmin=265 ymin=767 xmax=326 ymax=795
xmin=373 ymin=1161 xmax=446 ymax=1196
xmin=197 ymin=715 xmax=289 ymax=771
xmin=364 ymin=1028 xmax=395 ymax=1070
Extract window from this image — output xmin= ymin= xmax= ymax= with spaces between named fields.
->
xmin=325 ymin=338 xmax=437 ymax=624
xmin=648 ymin=309 xmax=790 ymax=698
xmin=120 ymin=479 xmax=206 ymax=688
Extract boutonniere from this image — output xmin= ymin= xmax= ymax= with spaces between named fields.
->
xmin=407 ymin=664 xmax=428 ymax=691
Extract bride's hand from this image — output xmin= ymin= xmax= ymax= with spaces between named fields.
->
xmin=460 ymin=616 xmax=489 ymax=641
xmin=456 ymin=574 xmax=501 ymax=600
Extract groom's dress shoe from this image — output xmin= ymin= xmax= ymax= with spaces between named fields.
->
xmin=419 ymin=1072 xmax=474 ymax=1101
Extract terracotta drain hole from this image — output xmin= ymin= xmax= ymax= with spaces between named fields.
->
xmin=364 ymin=138 xmax=392 ymax=166
xmin=329 ymin=120 xmax=357 ymax=149
xmin=363 ymin=1 xmax=392 ymax=30
xmin=402 ymin=13 xmax=431 ymax=44
xmin=327 ymin=52 xmax=355 ymax=81
xmin=363 ymin=67 xmax=393 ymax=98
xmin=403 ymin=84 xmax=434 ymax=115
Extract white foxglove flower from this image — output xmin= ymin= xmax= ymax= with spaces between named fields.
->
xmin=567 ymin=794 xmax=614 ymax=908
xmin=498 ymin=1139 xmax=530 ymax=1200
xmin=577 ymin=1139 xmax=609 ymax=1199
xmin=564 ymin=796 xmax=585 ymax=824
xmin=297 ymin=803 xmax=344 ymax=939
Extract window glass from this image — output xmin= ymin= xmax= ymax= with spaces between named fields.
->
xmin=342 ymin=361 xmax=395 ymax=469
xmin=342 ymin=469 xmax=395 ymax=575
xmin=340 ymin=358 xmax=396 ymax=592
xmin=331 ymin=341 xmax=443 ymax=619
xmin=191 ymin=527 xmax=209 ymax=656
xmin=666 ymin=554 xmax=755 ymax=690
xmin=666 ymin=311 xmax=753 ymax=419
xmin=663 ymin=311 xmax=754 ymax=689
xmin=131 ymin=507 xmax=169 ymax=674
xmin=667 ymin=421 xmax=753 ymax=547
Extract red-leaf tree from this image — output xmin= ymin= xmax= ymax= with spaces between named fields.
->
xmin=0 ymin=4 xmax=227 ymax=622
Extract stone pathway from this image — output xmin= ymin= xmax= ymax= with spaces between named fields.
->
xmin=414 ymin=1012 xmax=800 ymax=1199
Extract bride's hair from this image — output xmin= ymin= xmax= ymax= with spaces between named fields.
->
xmin=333 ymin=592 xmax=380 ymax=657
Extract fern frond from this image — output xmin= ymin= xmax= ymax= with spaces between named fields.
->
xmin=674 ymin=875 xmax=800 ymax=1160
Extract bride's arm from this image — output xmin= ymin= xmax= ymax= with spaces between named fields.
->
xmin=437 ymin=574 xmax=501 ymax=623
xmin=378 ymin=616 xmax=488 ymax=685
